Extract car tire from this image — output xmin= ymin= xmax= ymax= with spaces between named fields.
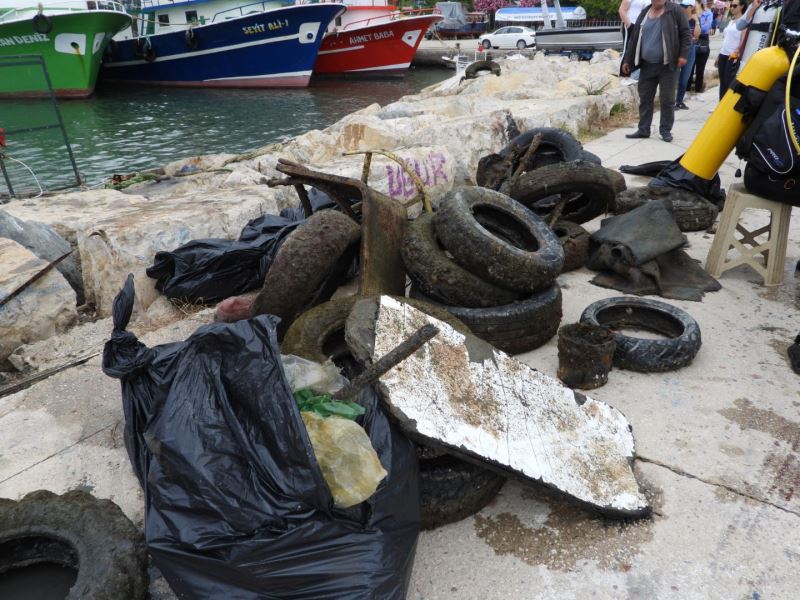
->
xmin=482 ymin=39 xmax=491 ymax=49
xmin=251 ymin=210 xmax=360 ymax=339
xmin=435 ymin=187 xmax=565 ymax=293
xmin=516 ymin=40 xmax=526 ymax=50
xmin=613 ymin=187 xmax=718 ymax=231
xmin=464 ymin=60 xmax=501 ymax=79
xmin=402 ymin=212 xmax=524 ymax=308
xmin=282 ymin=294 xmax=471 ymax=365
xmin=0 ymin=490 xmax=148 ymax=600
xmin=413 ymin=283 xmax=563 ymax=355
xmin=419 ymin=453 xmax=506 ymax=530
xmin=475 ymin=127 xmax=585 ymax=188
xmin=580 ymin=296 xmax=702 ymax=372
xmin=508 ymin=161 xmax=616 ymax=225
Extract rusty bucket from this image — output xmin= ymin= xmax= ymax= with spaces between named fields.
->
xmin=557 ymin=322 xmax=615 ymax=390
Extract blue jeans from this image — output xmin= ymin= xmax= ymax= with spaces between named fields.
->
xmin=676 ymin=44 xmax=697 ymax=104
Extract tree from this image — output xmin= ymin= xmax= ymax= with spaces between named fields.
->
xmin=472 ymin=0 xmax=510 ymax=13
xmin=576 ymin=0 xmax=620 ymax=21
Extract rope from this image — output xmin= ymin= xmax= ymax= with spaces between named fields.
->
xmin=1 ymin=153 xmax=43 ymax=198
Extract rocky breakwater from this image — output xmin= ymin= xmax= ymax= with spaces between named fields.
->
xmin=0 ymin=50 xmax=636 ymax=375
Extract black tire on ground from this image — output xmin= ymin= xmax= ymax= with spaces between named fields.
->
xmin=612 ymin=187 xmax=718 ymax=231
xmin=497 ymin=127 xmax=584 ymax=178
xmin=419 ymin=454 xmax=506 ymax=530
xmin=402 ymin=213 xmax=524 ymax=308
xmin=413 ymin=284 xmax=563 ymax=355
xmin=580 ymin=296 xmax=701 ymax=372
xmin=434 ymin=187 xmax=564 ymax=293
xmin=464 ymin=60 xmax=501 ymax=79
xmin=252 ymin=210 xmax=360 ymax=339
xmin=552 ymin=220 xmax=590 ymax=273
xmin=508 ymin=161 xmax=616 ymax=225
xmin=282 ymin=294 xmax=471 ymax=364
xmin=0 ymin=490 xmax=148 ymax=600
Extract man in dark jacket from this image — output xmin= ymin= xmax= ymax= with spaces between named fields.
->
xmin=622 ymin=0 xmax=692 ymax=142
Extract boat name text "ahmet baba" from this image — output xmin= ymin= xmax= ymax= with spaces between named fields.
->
xmin=349 ymin=30 xmax=394 ymax=45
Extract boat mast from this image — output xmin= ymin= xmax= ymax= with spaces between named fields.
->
xmin=551 ymin=0 xmax=567 ymax=28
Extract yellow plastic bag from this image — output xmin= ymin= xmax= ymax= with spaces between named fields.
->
xmin=301 ymin=412 xmax=388 ymax=508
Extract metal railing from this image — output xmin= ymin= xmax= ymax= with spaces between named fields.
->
xmin=0 ymin=55 xmax=82 ymax=200
xmin=0 ymin=0 xmax=127 ymax=22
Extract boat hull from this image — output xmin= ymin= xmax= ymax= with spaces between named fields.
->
xmin=101 ymin=5 xmax=344 ymax=88
xmin=314 ymin=15 xmax=440 ymax=76
xmin=0 ymin=11 xmax=131 ymax=98
xmin=535 ymin=26 xmax=623 ymax=52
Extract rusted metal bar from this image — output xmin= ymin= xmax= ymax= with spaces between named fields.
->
xmin=343 ymin=149 xmax=432 ymax=214
xmin=508 ymin=131 xmax=543 ymax=188
xmin=332 ymin=324 xmax=439 ymax=400
xmin=0 ymin=249 xmax=72 ymax=308
xmin=360 ymin=151 xmax=373 ymax=184
xmin=293 ymin=184 xmax=313 ymax=218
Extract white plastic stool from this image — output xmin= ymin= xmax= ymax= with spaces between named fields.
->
xmin=705 ymin=183 xmax=792 ymax=286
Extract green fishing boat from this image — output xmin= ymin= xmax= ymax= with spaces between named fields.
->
xmin=0 ymin=1 xmax=132 ymax=98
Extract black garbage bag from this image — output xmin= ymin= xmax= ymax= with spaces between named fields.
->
xmin=147 ymin=189 xmax=336 ymax=304
xmin=102 ymin=275 xmax=420 ymax=599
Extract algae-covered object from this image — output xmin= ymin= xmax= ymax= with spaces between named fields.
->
xmin=301 ymin=412 xmax=388 ymax=508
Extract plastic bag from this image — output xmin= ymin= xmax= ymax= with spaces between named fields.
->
xmin=147 ymin=189 xmax=336 ymax=304
xmin=301 ymin=412 xmax=388 ymax=508
xmin=281 ymin=354 xmax=348 ymax=395
xmin=102 ymin=275 xmax=419 ymax=600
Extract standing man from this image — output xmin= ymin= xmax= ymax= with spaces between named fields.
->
xmin=622 ymin=0 xmax=692 ymax=143
xmin=618 ymin=0 xmax=649 ymax=76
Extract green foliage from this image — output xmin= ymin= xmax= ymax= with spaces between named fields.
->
xmin=610 ymin=102 xmax=627 ymax=116
xmin=577 ymin=0 xmax=620 ymax=21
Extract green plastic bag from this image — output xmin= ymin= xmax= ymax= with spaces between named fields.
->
xmin=294 ymin=388 xmax=366 ymax=421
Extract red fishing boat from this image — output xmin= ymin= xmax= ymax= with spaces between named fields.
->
xmin=311 ymin=1 xmax=442 ymax=76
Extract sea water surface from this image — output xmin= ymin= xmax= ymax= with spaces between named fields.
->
xmin=0 ymin=69 xmax=449 ymax=195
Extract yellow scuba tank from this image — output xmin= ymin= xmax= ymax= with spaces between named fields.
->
xmin=678 ymin=45 xmax=790 ymax=180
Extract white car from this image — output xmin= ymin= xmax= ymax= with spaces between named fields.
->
xmin=479 ymin=26 xmax=536 ymax=50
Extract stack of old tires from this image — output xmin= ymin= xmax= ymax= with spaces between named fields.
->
xmin=404 ymin=186 xmax=566 ymax=354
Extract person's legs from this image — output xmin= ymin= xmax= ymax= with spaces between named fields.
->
xmin=694 ymin=45 xmax=710 ymax=92
xmin=676 ymin=44 xmax=697 ymax=105
xmin=718 ymin=54 xmax=730 ymax=100
xmin=636 ymin=63 xmax=659 ymax=134
xmin=658 ymin=65 xmax=679 ymax=139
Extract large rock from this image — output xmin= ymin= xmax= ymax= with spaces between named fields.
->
xmin=0 ymin=238 xmax=78 ymax=368
xmin=2 ymin=188 xmax=285 ymax=316
xmin=0 ymin=209 xmax=84 ymax=304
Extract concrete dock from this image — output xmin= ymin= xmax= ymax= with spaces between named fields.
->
xmin=1 ymin=46 xmax=798 ymax=599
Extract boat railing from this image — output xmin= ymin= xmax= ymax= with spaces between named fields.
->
xmin=335 ymin=8 xmax=436 ymax=32
xmin=0 ymin=0 xmax=127 ymax=22
xmin=536 ymin=19 xmax=623 ymax=31
xmin=210 ymin=1 xmax=291 ymax=23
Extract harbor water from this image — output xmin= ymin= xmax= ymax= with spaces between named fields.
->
xmin=0 ymin=69 xmax=450 ymax=196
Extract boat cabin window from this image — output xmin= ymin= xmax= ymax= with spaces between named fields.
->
xmin=186 ymin=10 xmax=198 ymax=24
xmin=335 ymin=16 xmax=342 ymax=26
xmin=158 ymin=14 xmax=170 ymax=25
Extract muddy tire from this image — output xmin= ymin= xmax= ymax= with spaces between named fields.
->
xmin=464 ymin=60 xmax=501 ymax=79
xmin=434 ymin=187 xmax=564 ymax=293
xmin=581 ymin=150 xmax=602 ymax=165
xmin=476 ymin=127 xmax=584 ymax=188
xmin=508 ymin=161 xmax=616 ymax=225
xmin=402 ymin=213 xmax=523 ymax=308
xmin=0 ymin=490 xmax=148 ymax=600
xmin=552 ymin=221 xmax=589 ymax=273
xmin=580 ymin=296 xmax=701 ymax=372
xmin=413 ymin=284 xmax=562 ymax=354
xmin=252 ymin=210 xmax=360 ymax=338
xmin=282 ymin=294 xmax=471 ymax=364
xmin=419 ymin=454 xmax=506 ymax=530
xmin=612 ymin=187 xmax=718 ymax=231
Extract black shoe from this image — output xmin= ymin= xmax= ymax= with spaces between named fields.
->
xmin=675 ymin=102 xmax=689 ymax=110
xmin=625 ymin=130 xmax=649 ymax=139
xmin=661 ymin=133 xmax=673 ymax=142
